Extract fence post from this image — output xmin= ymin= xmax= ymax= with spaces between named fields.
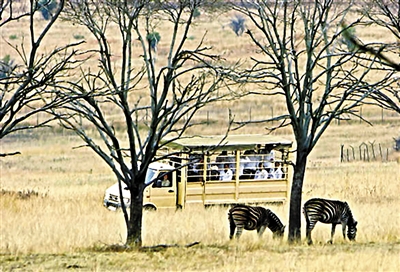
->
xmin=360 ymin=142 xmax=369 ymax=161
xmin=369 ymin=141 xmax=376 ymax=160
xmin=343 ymin=141 xmax=388 ymax=163
xmin=340 ymin=144 xmax=344 ymax=162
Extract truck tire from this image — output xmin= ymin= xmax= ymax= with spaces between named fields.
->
xmin=143 ymin=204 xmax=156 ymax=211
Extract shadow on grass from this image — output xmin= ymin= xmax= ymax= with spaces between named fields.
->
xmin=91 ymin=241 xmax=201 ymax=253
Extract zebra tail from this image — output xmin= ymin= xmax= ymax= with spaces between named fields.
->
xmin=228 ymin=210 xmax=236 ymax=239
xmin=228 ymin=210 xmax=234 ymax=225
xmin=303 ymin=206 xmax=309 ymax=222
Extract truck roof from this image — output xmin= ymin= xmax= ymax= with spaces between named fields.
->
xmin=164 ymin=134 xmax=293 ymax=152
xmin=148 ymin=161 xmax=175 ymax=171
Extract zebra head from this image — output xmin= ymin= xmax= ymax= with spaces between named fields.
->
xmin=272 ymin=225 xmax=285 ymax=239
xmin=347 ymin=220 xmax=358 ymax=241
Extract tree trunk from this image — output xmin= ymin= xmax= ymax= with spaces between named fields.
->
xmin=288 ymin=151 xmax=307 ymax=244
xmin=126 ymin=184 xmax=144 ymax=247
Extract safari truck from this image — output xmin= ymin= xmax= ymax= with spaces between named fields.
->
xmin=103 ymin=134 xmax=292 ymax=210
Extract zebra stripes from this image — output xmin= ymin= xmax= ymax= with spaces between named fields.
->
xmin=228 ymin=204 xmax=285 ymax=239
xmin=303 ymin=198 xmax=358 ymax=245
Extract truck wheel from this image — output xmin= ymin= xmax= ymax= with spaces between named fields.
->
xmin=143 ymin=205 xmax=156 ymax=211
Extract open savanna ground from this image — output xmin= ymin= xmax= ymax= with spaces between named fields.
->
xmin=1 ymin=2 xmax=400 ymax=271
xmin=1 ymin=120 xmax=399 ymax=271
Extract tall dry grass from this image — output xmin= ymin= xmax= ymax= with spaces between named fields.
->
xmin=1 ymin=3 xmax=400 ymax=270
xmin=1 ymin=122 xmax=399 ymax=271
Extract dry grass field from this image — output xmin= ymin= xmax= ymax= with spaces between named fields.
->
xmin=1 ymin=124 xmax=399 ymax=271
xmin=1 ymin=3 xmax=400 ymax=272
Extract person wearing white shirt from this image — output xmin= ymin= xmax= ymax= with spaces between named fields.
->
xmin=273 ymin=162 xmax=283 ymax=179
xmin=216 ymin=151 xmax=236 ymax=174
xmin=263 ymin=149 xmax=275 ymax=169
xmin=161 ymin=174 xmax=171 ymax=187
xmin=220 ymin=163 xmax=233 ymax=181
xmin=239 ymin=155 xmax=251 ymax=176
xmin=267 ymin=168 xmax=274 ymax=179
xmin=254 ymin=163 xmax=268 ymax=180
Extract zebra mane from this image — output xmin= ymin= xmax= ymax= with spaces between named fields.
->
xmin=266 ymin=209 xmax=284 ymax=232
xmin=344 ymin=202 xmax=356 ymax=224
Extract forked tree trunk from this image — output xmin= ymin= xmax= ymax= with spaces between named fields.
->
xmin=126 ymin=184 xmax=144 ymax=247
xmin=288 ymin=151 xmax=307 ymax=244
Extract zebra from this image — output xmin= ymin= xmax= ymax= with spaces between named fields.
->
xmin=303 ymin=198 xmax=358 ymax=245
xmin=228 ymin=204 xmax=285 ymax=240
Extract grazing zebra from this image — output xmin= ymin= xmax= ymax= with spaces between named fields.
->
xmin=303 ymin=198 xmax=358 ymax=245
xmin=228 ymin=204 xmax=285 ymax=240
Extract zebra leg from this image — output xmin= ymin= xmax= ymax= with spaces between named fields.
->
xmin=257 ymin=225 xmax=267 ymax=238
xmin=306 ymin=227 xmax=313 ymax=245
xmin=341 ymin=222 xmax=347 ymax=240
xmin=305 ymin=216 xmax=314 ymax=245
xmin=328 ymin=223 xmax=337 ymax=244
xmin=235 ymin=226 xmax=243 ymax=239
xmin=229 ymin=218 xmax=236 ymax=240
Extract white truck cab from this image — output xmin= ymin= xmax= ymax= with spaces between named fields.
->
xmin=103 ymin=161 xmax=177 ymax=211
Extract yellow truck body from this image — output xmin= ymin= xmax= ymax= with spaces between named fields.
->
xmin=103 ymin=134 xmax=292 ymax=210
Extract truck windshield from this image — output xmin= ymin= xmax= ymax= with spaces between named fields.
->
xmin=144 ymin=168 xmax=158 ymax=186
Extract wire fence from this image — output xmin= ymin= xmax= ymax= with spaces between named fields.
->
xmin=340 ymin=141 xmax=395 ymax=162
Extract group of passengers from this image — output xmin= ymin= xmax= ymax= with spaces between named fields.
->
xmin=218 ymin=161 xmax=283 ymax=181
xmin=254 ymin=161 xmax=283 ymax=180
xmin=188 ymin=149 xmax=285 ymax=182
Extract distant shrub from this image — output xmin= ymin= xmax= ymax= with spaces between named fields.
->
xmin=394 ymin=137 xmax=400 ymax=151
xmin=0 ymin=55 xmax=16 ymax=79
xmin=73 ymin=34 xmax=85 ymax=40
xmin=9 ymin=34 xmax=18 ymax=40
xmin=1 ymin=189 xmax=48 ymax=199
xmin=193 ymin=8 xmax=201 ymax=18
xmin=341 ymin=26 xmax=358 ymax=52
xmin=37 ymin=0 xmax=58 ymax=20
xmin=230 ymin=15 xmax=246 ymax=36
xmin=147 ymin=32 xmax=161 ymax=52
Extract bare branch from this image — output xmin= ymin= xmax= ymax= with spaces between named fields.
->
xmin=0 ymin=151 xmax=21 ymax=157
xmin=0 ymin=0 xmax=83 ymax=154
xmin=232 ymin=0 xmax=393 ymax=243
xmin=54 ymin=0 xmax=234 ymax=246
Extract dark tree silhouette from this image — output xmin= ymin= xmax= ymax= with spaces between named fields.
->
xmin=348 ymin=0 xmax=400 ymax=113
xmin=232 ymin=0 xmax=393 ymax=242
xmin=0 ymin=0 xmax=83 ymax=157
xmin=55 ymin=0 xmax=235 ymax=247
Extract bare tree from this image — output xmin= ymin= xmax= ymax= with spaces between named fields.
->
xmin=232 ymin=0 xmax=392 ymax=242
xmin=0 ymin=1 xmax=28 ymax=23
xmin=0 ymin=0 xmax=83 ymax=157
xmin=55 ymin=0 xmax=234 ymax=247
xmin=355 ymin=0 xmax=399 ymax=70
xmin=348 ymin=0 xmax=400 ymax=113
